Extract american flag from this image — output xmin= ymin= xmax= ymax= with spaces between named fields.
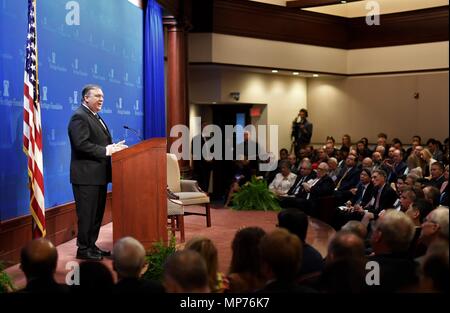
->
xmin=23 ymin=0 xmax=46 ymax=238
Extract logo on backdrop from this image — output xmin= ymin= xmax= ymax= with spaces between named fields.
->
xmin=48 ymin=52 xmax=67 ymax=72
xmin=42 ymin=86 xmax=48 ymax=101
xmin=69 ymin=90 xmax=79 ymax=110
xmin=92 ymin=63 xmax=105 ymax=81
xmin=3 ymin=80 xmax=9 ymax=97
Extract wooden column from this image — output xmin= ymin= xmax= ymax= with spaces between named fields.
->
xmin=165 ymin=18 xmax=190 ymax=175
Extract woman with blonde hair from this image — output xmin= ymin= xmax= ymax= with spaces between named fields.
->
xmin=184 ymin=237 xmax=228 ymax=293
xmin=420 ymin=148 xmax=437 ymax=179
xmin=404 ymin=154 xmax=423 ymax=177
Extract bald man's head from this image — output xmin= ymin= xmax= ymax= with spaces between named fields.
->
xmin=20 ymin=238 xmax=58 ymax=279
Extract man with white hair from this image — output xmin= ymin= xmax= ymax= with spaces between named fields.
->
xmin=420 ymin=207 xmax=449 ymax=249
xmin=113 ymin=236 xmax=164 ymax=293
xmin=368 ymin=210 xmax=419 ymax=292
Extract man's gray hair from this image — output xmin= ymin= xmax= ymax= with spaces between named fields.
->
xmin=113 ymin=236 xmax=146 ymax=278
xmin=428 ymin=207 xmax=449 ymax=239
xmin=375 ymin=210 xmax=415 ymax=253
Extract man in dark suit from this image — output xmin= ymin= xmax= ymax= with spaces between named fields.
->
xmin=68 ymin=84 xmax=127 ymax=260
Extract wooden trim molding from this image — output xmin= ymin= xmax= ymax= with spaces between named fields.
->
xmin=0 ymin=193 xmax=112 ymax=267
xmin=189 ymin=62 xmax=449 ymax=78
xmin=190 ymin=0 xmax=448 ymax=49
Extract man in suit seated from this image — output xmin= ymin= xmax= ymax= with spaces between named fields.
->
xmin=368 ymin=210 xmax=419 ymax=292
xmin=334 ymin=169 xmax=398 ymax=228
xmin=113 ymin=237 xmax=165 ymax=294
xmin=280 ymin=162 xmax=334 ymax=216
xmin=19 ymin=238 xmax=69 ymax=293
xmin=334 ymin=154 xmax=361 ymax=204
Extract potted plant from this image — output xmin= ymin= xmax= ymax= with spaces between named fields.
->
xmin=0 ymin=262 xmax=14 ymax=293
xmin=142 ymin=234 xmax=177 ymax=282
xmin=231 ymin=176 xmax=281 ymax=211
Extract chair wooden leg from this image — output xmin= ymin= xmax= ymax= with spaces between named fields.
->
xmin=169 ymin=216 xmax=176 ymax=237
xmin=178 ymin=215 xmax=185 ymax=243
xmin=205 ymin=203 xmax=211 ymax=227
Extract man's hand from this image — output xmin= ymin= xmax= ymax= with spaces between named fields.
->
xmin=106 ymin=140 xmax=128 ymax=156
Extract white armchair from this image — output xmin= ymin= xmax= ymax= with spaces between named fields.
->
xmin=167 ymin=153 xmax=211 ymax=227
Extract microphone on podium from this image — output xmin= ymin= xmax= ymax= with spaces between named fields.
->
xmin=123 ymin=125 xmax=143 ymax=141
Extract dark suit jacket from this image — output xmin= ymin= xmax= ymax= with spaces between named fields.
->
xmin=287 ymin=172 xmax=317 ymax=196
xmin=113 ymin=278 xmax=165 ymax=294
xmin=68 ymin=106 xmax=112 ymax=185
xmin=366 ymin=184 xmax=398 ymax=216
xmin=336 ymin=167 xmax=361 ymax=192
xmin=297 ymin=175 xmax=335 ymax=200
xmin=350 ymin=182 xmax=374 ymax=206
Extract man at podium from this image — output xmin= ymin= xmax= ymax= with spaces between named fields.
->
xmin=68 ymin=84 xmax=127 ymax=260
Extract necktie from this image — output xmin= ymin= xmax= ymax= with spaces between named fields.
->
xmin=95 ymin=114 xmax=107 ymax=130
xmin=375 ymin=187 xmax=382 ymax=210
xmin=336 ymin=168 xmax=350 ymax=190
xmin=292 ymin=176 xmax=305 ymax=195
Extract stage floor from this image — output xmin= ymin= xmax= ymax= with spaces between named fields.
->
xmin=5 ymin=206 xmax=335 ymax=290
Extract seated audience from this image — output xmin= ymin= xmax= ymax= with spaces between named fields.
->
xmin=418 ymin=207 xmax=449 ymax=255
xmin=72 ymin=261 xmax=114 ymax=294
xmin=257 ymin=229 xmax=315 ymax=293
xmin=163 ymin=250 xmax=210 ymax=293
xmin=277 ymin=209 xmax=324 ymax=277
xmin=113 ymin=236 xmax=164 ymax=294
xmin=227 ymin=227 xmax=266 ymax=293
xmin=185 ymin=237 xmax=228 ymax=293
xmin=368 ymin=210 xmax=419 ymax=292
xmin=318 ymin=231 xmax=366 ymax=293
xmin=18 ymin=238 xmax=69 ymax=293
xmin=269 ymin=160 xmax=297 ymax=196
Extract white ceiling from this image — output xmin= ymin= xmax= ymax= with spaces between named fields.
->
xmin=249 ymin=0 xmax=449 ymax=17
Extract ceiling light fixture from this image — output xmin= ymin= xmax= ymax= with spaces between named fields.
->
xmin=271 ymin=70 xmax=278 ymax=73
xmin=293 ymin=72 xmax=299 ymax=75
xmin=313 ymin=74 xmax=319 ymax=77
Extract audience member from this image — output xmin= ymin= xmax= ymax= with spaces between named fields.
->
xmin=185 ymin=237 xmax=228 ymax=293
xmin=113 ymin=236 xmax=164 ymax=294
xmin=227 ymin=227 xmax=266 ymax=293
xmin=277 ymin=209 xmax=324 ymax=277
xmin=19 ymin=238 xmax=69 ymax=293
xmin=163 ymin=250 xmax=210 ymax=293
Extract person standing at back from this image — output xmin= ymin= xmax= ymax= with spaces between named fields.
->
xmin=291 ymin=108 xmax=313 ymax=155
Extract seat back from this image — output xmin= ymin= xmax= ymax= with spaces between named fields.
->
xmin=167 ymin=153 xmax=181 ymax=192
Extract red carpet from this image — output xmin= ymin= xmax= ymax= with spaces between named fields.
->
xmin=5 ymin=206 xmax=335 ymax=289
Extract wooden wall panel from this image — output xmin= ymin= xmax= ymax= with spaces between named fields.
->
xmin=0 ymin=193 xmax=112 ymax=267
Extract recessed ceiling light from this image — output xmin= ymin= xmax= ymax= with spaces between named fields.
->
xmin=341 ymin=1 xmax=347 ymax=4
xmin=271 ymin=70 xmax=278 ymax=73
xmin=292 ymin=72 xmax=299 ymax=75
xmin=313 ymin=74 xmax=319 ymax=77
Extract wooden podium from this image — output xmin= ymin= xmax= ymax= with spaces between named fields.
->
xmin=111 ymin=138 xmax=168 ymax=250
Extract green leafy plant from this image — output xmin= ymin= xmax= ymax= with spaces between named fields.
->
xmin=0 ymin=262 xmax=14 ymax=293
xmin=231 ymin=176 xmax=281 ymax=211
xmin=142 ymin=234 xmax=177 ymax=282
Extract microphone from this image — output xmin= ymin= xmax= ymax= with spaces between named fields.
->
xmin=123 ymin=125 xmax=143 ymax=140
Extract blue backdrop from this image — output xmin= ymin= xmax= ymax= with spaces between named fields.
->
xmin=0 ymin=0 xmax=145 ymax=220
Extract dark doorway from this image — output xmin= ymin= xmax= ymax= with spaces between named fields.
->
xmin=211 ymin=105 xmax=251 ymax=201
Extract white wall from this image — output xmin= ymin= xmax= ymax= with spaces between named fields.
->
xmin=307 ymin=71 xmax=449 ymax=144
xmin=189 ymin=67 xmax=308 ymax=153
xmin=189 ymin=33 xmax=449 ymax=75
